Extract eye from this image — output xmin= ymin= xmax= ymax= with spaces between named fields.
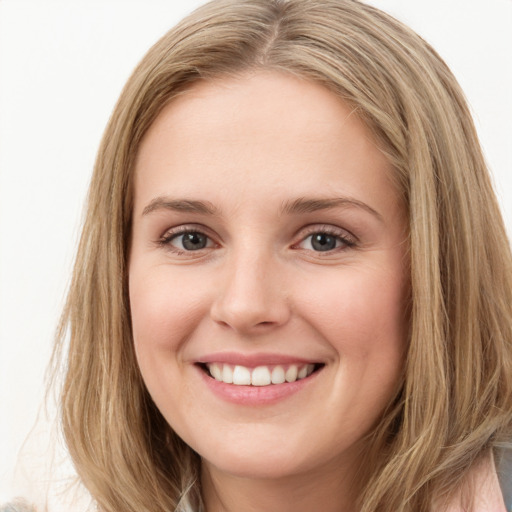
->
xmin=160 ymin=230 xmax=214 ymax=252
xmin=175 ymin=232 xmax=210 ymax=250
xmin=297 ymin=229 xmax=356 ymax=253
xmin=302 ymin=233 xmax=342 ymax=252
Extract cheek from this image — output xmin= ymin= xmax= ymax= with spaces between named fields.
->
xmin=298 ymin=261 xmax=408 ymax=364
xmin=129 ymin=267 xmax=207 ymax=363
xmin=128 ymin=267 xmax=208 ymax=426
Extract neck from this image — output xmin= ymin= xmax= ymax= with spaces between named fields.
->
xmin=200 ymin=459 xmax=359 ymax=512
xmin=442 ymin=451 xmax=506 ymax=512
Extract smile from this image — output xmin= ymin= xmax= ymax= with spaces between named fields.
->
xmin=195 ymin=357 xmax=325 ymax=405
xmin=204 ymin=363 xmax=319 ymax=386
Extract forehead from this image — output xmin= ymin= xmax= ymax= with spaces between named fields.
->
xmin=133 ymin=71 xmax=402 ymax=223
xmin=137 ymin=71 xmax=368 ymax=161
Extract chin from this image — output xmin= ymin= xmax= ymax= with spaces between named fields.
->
xmin=197 ymin=436 xmax=327 ymax=480
xmin=205 ymin=454 xmax=303 ymax=480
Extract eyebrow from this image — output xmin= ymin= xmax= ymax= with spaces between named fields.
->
xmin=142 ymin=197 xmax=219 ymax=216
xmin=141 ymin=195 xmax=383 ymax=222
xmin=281 ymin=197 xmax=383 ymax=222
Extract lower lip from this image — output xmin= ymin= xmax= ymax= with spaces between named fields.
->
xmin=196 ymin=365 xmax=322 ymax=405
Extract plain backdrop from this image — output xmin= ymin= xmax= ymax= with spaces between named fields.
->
xmin=1 ymin=0 xmax=511 ymax=503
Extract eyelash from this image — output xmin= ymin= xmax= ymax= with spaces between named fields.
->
xmin=294 ymin=225 xmax=357 ymax=253
xmin=157 ymin=224 xmax=357 ymax=255
xmin=157 ymin=225 xmax=215 ymax=255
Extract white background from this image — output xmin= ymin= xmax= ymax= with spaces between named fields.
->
xmin=0 ymin=0 xmax=511 ymax=503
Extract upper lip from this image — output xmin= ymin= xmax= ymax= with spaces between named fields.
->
xmin=196 ymin=352 xmax=323 ymax=367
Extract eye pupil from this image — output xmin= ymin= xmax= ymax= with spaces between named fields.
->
xmin=182 ymin=232 xmax=207 ymax=250
xmin=311 ymin=233 xmax=337 ymax=251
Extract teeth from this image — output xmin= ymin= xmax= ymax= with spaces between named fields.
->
xmin=222 ymin=364 xmax=233 ymax=384
xmin=233 ymin=365 xmax=251 ymax=385
xmin=297 ymin=365 xmax=308 ymax=379
xmin=205 ymin=363 xmax=317 ymax=386
xmin=271 ymin=366 xmax=285 ymax=384
xmin=252 ymin=366 xmax=271 ymax=386
xmin=210 ymin=363 xmax=223 ymax=381
xmin=285 ymin=365 xmax=298 ymax=382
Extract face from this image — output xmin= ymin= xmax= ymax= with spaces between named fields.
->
xmin=129 ymin=72 xmax=409 ymax=482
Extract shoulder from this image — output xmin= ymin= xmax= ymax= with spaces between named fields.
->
xmin=0 ymin=499 xmax=37 ymax=512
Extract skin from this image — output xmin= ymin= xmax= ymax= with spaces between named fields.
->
xmin=440 ymin=453 xmax=507 ymax=512
xmin=129 ymin=71 xmax=410 ymax=512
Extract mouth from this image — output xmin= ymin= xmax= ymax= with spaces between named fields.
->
xmin=197 ymin=362 xmax=324 ymax=386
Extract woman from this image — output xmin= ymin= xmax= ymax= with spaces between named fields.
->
xmin=23 ymin=0 xmax=512 ymax=510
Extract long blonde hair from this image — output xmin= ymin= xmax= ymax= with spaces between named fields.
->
xmin=53 ymin=1 xmax=512 ymax=510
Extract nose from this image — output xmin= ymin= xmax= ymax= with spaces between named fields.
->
xmin=210 ymin=250 xmax=291 ymax=334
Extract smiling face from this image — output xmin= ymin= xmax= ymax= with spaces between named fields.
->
xmin=129 ymin=72 xmax=409 ymax=485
